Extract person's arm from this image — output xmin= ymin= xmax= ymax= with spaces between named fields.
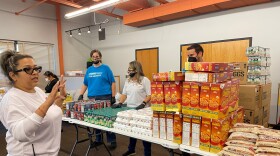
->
xmin=111 ymin=82 xmax=116 ymax=97
xmin=119 ymin=94 xmax=127 ymax=104
xmin=79 ymin=84 xmax=87 ymax=95
xmin=2 ymin=82 xmax=62 ymax=142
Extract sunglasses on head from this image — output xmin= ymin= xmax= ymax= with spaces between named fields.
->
xmin=15 ymin=66 xmax=42 ymax=75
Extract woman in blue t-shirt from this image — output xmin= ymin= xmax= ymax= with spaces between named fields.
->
xmin=78 ymin=49 xmax=117 ymax=149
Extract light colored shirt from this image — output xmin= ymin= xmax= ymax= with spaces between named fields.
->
xmin=0 ymin=87 xmax=62 ymax=156
xmin=122 ymin=77 xmax=151 ymax=108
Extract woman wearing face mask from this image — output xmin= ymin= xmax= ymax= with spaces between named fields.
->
xmin=44 ymin=71 xmax=59 ymax=93
xmin=78 ymin=49 xmax=117 ymax=149
xmin=112 ymin=61 xmax=151 ymax=156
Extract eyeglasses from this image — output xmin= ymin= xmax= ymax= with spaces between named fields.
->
xmin=15 ymin=66 xmax=42 ymax=75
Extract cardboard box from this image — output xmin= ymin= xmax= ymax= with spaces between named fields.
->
xmin=200 ymin=83 xmax=211 ymax=117
xmin=173 ymin=113 xmax=182 ymax=144
xmin=185 ymin=72 xmax=230 ymax=83
xmin=244 ymin=109 xmax=262 ymax=125
xmin=210 ymin=118 xmax=230 ymax=153
xmin=166 ymin=112 xmax=174 ymax=141
xmin=164 ymin=82 xmax=171 ymax=111
xmin=182 ymin=82 xmax=191 ymax=114
xmin=200 ymin=118 xmax=212 ymax=152
xmin=191 ymin=116 xmax=201 ymax=148
xmin=261 ymin=83 xmax=271 ymax=107
xmin=151 ymin=82 xmax=166 ymax=111
xmin=152 ymin=72 xmax=169 ymax=81
xmin=185 ymin=62 xmax=228 ymax=72
xmin=239 ymin=85 xmax=261 ymax=109
xmin=233 ymin=62 xmax=248 ymax=85
xmin=190 ymin=82 xmax=200 ymax=116
xmin=182 ymin=115 xmax=192 ymax=146
xmin=170 ymin=72 xmax=185 ymax=81
xmin=159 ymin=112 xmax=167 ymax=140
xmin=169 ymin=82 xmax=182 ymax=112
xmin=152 ymin=112 xmax=159 ymax=138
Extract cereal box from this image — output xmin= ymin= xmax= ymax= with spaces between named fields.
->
xmin=151 ymin=82 xmax=166 ymax=111
xmin=200 ymin=118 xmax=212 ymax=152
xmin=152 ymin=72 xmax=169 ymax=81
xmin=189 ymin=82 xmax=200 ymax=116
xmin=153 ymin=111 xmax=159 ymax=138
xmin=210 ymin=117 xmax=230 ymax=153
xmin=169 ymin=71 xmax=185 ymax=81
xmin=191 ymin=116 xmax=201 ymax=148
xmin=200 ymin=83 xmax=211 ymax=117
xmin=182 ymin=82 xmax=192 ymax=115
xmin=166 ymin=112 xmax=174 ymax=141
xmin=169 ymin=82 xmax=182 ymax=112
xmin=159 ymin=112 xmax=167 ymax=140
xmin=182 ymin=115 xmax=192 ymax=146
xmin=185 ymin=62 xmax=228 ymax=72
xmin=164 ymin=82 xmax=172 ymax=111
xmin=173 ymin=113 xmax=182 ymax=144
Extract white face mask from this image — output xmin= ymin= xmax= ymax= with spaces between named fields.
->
xmin=45 ymin=78 xmax=49 ymax=82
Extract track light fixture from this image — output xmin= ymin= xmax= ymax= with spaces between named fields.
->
xmin=87 ymin=27 xmax=91 ymax=34
xmin=78 ymin=29 xmax=81 ymax=35
xmin=65 ymin=20 xmax=108 ymax=37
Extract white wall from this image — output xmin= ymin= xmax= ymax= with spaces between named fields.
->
xmin=83 ymin=2 xmax=280 ymax=124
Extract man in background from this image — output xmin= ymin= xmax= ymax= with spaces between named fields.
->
xmin=187 ymin=43 xmax=204 ymax=62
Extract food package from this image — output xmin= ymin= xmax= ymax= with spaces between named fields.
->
xmin=182 ymin=82 xmax=192 ymax=114
xmin=173 ymin=113 xmax=182 ymax=144
xmin=200 ymin=118 xmax=212 ymax=152
xmin=182 ymin=115 xmax=191 ymax=146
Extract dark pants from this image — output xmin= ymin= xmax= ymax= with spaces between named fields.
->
xmin=128 ymin=137 xmax=151 ymax=156
xmin=88 ymin=95 xmax=116 ymax=143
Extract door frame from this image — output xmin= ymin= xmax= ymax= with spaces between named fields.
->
xmin=180 ymin=37 xmax=253 ymax=70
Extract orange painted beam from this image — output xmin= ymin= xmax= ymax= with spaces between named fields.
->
xmin=56 ymin=4 xmax=65 ymax=75
xmin=15 ymin=0 xmax=48 ymax=15
xmin=97 ymin=10 xmax=123 ymax=19
xmin=50 ymin=0 xmax=82 ymax=8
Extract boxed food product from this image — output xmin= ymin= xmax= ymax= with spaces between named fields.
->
xmin=182 ymin=115 xmax=192 ymax=146
xmin=189 ymin=82 xmax=200 ymax=116
xmin=169 ymin=82 xmax=182 ymax=112
xmin=173 ymin=113 xmax=182 ymax=144
xmin=237 ymin=106 xmax=244 ymax=123
xmin=192 ymin=116 xmax=201 ymax=148
xmin=200 ymin=83 xmax=211 ymax=117
xmin=153 ymin=111 xmax=159 ymax=138
xmin=210 ymin=117 xmax=230 ymax=153
xmin=169 ymin=71 xmax=185 ymax=81
xmin=182 ymin=82 xmax=192 ymax=114
xmin=248 ymin=56 xmax=267 ymax=66
xmin=185 ymin=72 xmax=229 ymax=83
xmin=244 ymin=109 xmax=261 ymax=125
xmin=239 ymin=85 xmax=261 ymax=109
xmin=233 ymin=62 xmax=248 ymax=85
xmin=200 ymin=118 xmax=212 ymax=152
xmin=159 ymin=112 xmax=167 ymax=140
xmin=166 ymin=112 xmax=174 ymax=141
xmin=209 ymin=82 xmax=230 ymax=111
xmin=164 ymin=82 xmax=171 ymax=111
xmin=246 ymin=46 xmax=265 ymax=57
xmin=151 ymin=82 xmax=166 ymax=111
xmin=185 ymin=62 xmax=228 ymax=72
xmin=152 ymin=72 xmax=169 ymax=81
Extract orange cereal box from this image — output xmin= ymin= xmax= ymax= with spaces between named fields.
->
xmin=159 ymin=112 xmax=167 ymax=140
xmin=152 ymin=72 xmax=169 ymax=81
xmin=190 ymin=82 xmax=200 ymax=116
xmin=169 ymin=82 xmax=182 ymax=112
xmin=182 ymin=82 xmax=192 ymax=114
xmin=173 ymin=113 xmax=182 ymax=144
xmin=200 ymin=83 xmax=211 ymax=117
xmin=151 ymin=82 xmax=166 ymax=111
xmin=164 ymin=82 xmax=172 ymax=111
xmin=210 ymin=117 xmax=230 ymax=153
xmin=185 ymin=62 xmax=228 ymax=72
xmin=166 ymin=112 xmax=174 ymax=141
xmin=170 ymin=71 xmax=185 ymax=81
xmin=200 ymin=118 xmax=212 ymax=152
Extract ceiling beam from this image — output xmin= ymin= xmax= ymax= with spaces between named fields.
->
xmin=49 ymin=0 xmax=82 ymax=8
xmin=15 ymin=0 xmax=48 ymax=15
xmin=154 ymin=0 xmax=169 ymax=4
xmin=97 ymin=10 xmax=123 ymax=19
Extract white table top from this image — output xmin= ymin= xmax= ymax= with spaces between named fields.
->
xmin=180 ymin=144 xmax=217 ymax=156
xmin=62 ymin=117 xmax=179 ymax=149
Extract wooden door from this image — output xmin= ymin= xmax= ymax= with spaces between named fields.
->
xmin=181 ymin=38 xmax=251 ymax=69
xmin=136 ymin=48 xmax=159 ymax=81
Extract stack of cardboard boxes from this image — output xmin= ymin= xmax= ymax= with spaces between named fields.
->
xmin=233 ymin=46 xmax=272 ymax=127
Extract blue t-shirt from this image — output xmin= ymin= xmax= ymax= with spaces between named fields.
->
xmin=84 ymin=64 xmax=115 ymax=96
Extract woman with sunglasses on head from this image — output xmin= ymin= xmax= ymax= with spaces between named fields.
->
xmin=112 ymin=61 xmax=151 ymax=156
xmin=44 ymin=71 xmax=59 ymax=93
xmin=0 ymin=50 xmax=66 ymax=155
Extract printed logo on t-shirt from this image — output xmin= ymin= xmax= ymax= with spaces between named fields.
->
xmin=89 ymin=72 xmax=102 ymax=78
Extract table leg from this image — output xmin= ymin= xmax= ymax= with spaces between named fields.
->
xmin=70 ymin=124 xmax=89 ymax=156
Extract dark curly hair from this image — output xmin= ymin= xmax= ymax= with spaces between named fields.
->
xmin=43 ymin=71 xmax=58 ymax=80
xmin=0 ymin=50 xmax=33 ymax=82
